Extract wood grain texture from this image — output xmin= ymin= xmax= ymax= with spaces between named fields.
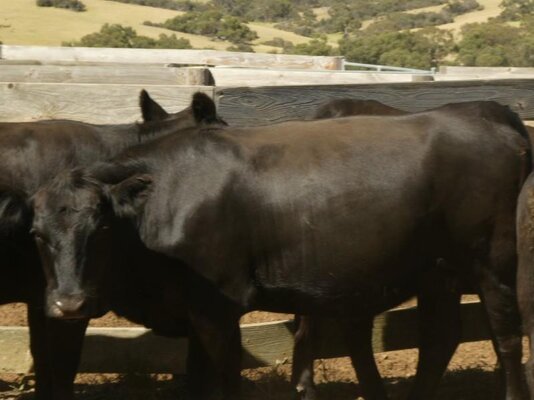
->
xmin=0 ymin=64 xmax=186 ymax=85
xmin=0 ymin=45 xmax=343 ymax=70
xmin=209 ymin=67 xmax=421 ymax=86
xmin=440 ymin=66 xmax=534 ymax=74
xmin=0 ymin=302 xmax=491 ymax=374
xmin=0 ymin=83 xmax=214 ymax=123
xmin=216 ymin=79 xmax=534 ymax=126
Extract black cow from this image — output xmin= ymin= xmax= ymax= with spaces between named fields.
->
xmin=513 ymin=124 xmax=534 ymax=400
xmin=0 ymin=91 xmax=223 ymax=400
xmin=311 ymin=98 xmax=407 ymax=120
xmin=33 ymin=101 xmax=530 ymax=400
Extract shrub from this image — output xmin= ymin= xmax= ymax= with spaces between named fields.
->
xmin=455 ymin=21 xmax=534 ymax=66
xmin=146 ymin=11 xmax=258 ymax=44
xmin=36 ymin=0 xmax=86 ymax=11
xmin=105 ymin=0 xmax=209 ymax=11
xmin=339 ymin=28 xmax=453 ymax=69
xmin=63 ymin=24 xmax=192 ymax=49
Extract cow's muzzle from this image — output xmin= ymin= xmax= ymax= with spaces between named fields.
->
xmin=48 ymin=292 xmax=87 ymax=319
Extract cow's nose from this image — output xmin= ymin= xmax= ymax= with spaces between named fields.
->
xmin=52 ymin=294 xmax=86 ymax=318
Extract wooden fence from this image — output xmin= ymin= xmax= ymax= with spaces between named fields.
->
xmin=0 ymin=300 xmax=489 ymax=374
xmin=1 ymin=47 xmax=534 ymax=374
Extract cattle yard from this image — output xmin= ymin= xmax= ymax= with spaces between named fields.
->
xmin=1 ymin=45 xmax=534 ymax=399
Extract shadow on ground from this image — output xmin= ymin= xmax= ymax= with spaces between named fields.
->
xmin=2 ymin=367 xmax=504 ymax=400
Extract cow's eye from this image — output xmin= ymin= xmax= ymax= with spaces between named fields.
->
xmin=30 ymin=229 xmax=47 ymax=243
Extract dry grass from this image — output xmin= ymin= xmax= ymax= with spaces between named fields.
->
xmin=0 ymin=0 xmax=230 ymax=49
xmin=0 ymin=0 xmax=313 ymax=51
xmin=435 ymin=0 xmax=503 ymax=34
xmin=361 ymin=0 xmax=504 ymax=33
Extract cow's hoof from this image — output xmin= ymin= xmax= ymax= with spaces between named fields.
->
xmin=294 ymin=384 xmax=317 ymax=400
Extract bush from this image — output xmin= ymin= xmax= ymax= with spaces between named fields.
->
xmin=455 ymin=21 xmax=534 ymax=66
xmin=366 ymin=11 xmax=453 ymax=32
xmin=105 ymin=0 xmax=209 ymax=11
xmin=212 ymin=0 xmax=297 ymax=21
xmin=226 ymin=43 xmax=255 ymax=52
xmin=289 ymin=37 xmax=335 ymax=56
xmin=36 ymin=0 xmax=86 ymax=11
xmin=262 ymin=37 xmax=294 ymax=49
xmin=63 ymin=24 xmax=192 ymax=49
xmin=445 ymin=0 xmax=482 ymax=15
xmin=146 ymin=10 xmax=258 ymax=44
xmin=499 ymin=0 xmax=534 ymax=21
xmin=339 ymin=28 xmax=453 ymax=69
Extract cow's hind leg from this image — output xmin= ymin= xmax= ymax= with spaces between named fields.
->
xmin=292 ymin=315 xmax=317 ymax=400
xmin=342 ymin=316 xmax=389 ymax=400
xmin=407 ymin=263 xmax=462 ymax=400
xmin=518 ymin=235 xmax=534 ymax=400
xmin=517 ymin=186 xmax=534 ymax=400
xmin=475 ymin=220 xmax=527 ymax=400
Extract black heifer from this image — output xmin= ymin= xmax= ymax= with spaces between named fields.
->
xmin=311 ymin=98 xmax=407 ymax=120
xmin=0 ymin=91 xmax=222 ymax=400
xmin=33 ymin=102 xmax=530 ymax=400
xmin=513 ymin=124 xmax=534 ymax=400
xmin=294 ymin=99 xmax=411 ymax=400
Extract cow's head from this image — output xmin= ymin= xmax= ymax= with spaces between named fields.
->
xmin=138 ymin=90 xmax=228 ymax=129
xmin=0 ymin=187 xmax=32 ymax=239
xmin=32 ymin=169 xmax=112 ymax=319
xmin=31 ymin=162 xmax=152 ymax=320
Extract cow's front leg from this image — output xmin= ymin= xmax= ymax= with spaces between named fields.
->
xmin=187 ymin=285 xmax=242 ymax=400
xmin=28 ymin=304 xmax=88 ymax=400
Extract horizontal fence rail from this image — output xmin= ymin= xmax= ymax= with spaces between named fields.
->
xmin=0 ymin=45 xmax=344 ymax=71
xmin=1 ymin=79 xmax=533 ymax=125
xmin=0 ymin=83 xmax=214 ymax=123
xmin=216 ymin=79 xmax=534 ymax=126
xmin=0 ymin=301 xmax=490 ymax=374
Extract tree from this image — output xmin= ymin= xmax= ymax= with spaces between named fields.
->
xmin=339 ymin=28 xmax=452 ymax=69
xmin=455 ymin=21 xmax=533 ymax=66
xmin=36 ymin=0 xmax=86 ymax=12
xmin=290 ymin=37 xmax=335 ymax=56
xmin=146 ymin=10 xmax=258 ymax=44
xmin=499 ymin=0 xmax=534 ymax=21
xmin=64 ymin=24 xmax=192 ymax=49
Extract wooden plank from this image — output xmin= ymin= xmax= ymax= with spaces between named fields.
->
xmin=0 ymin=302 xmax=492 ymax=374
xmin=209 ymin=67 xmax=422 ymax=86
xmin=0 ymin=65 xmax=174 ymax=85
xmin=0 ymin=45 xmax=343 ymax=71
xmin=0 ymin=83 xmax=214 ymax=124
xmin=440 ymin=66 xmax=534 ymax=75
xmin=0 ymin=327 xmax=32 ymax=373
xmin=436 ymin=74 xmax=534 ymax=81
xmin=215 ymin=79 xmax=534 ymax=126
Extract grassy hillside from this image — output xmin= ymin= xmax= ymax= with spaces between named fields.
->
xmin=0 ymin=0 xmax=312 ymax=51
xmin=0 ymin=0 xmax=227 ymax=48
xmin=0 ymin=0 xmax=514 ymax=52
xmin=359 ymin=0 xmax=503 ymax=35
xmin=435 ymin=0 xmax=503 ymax=33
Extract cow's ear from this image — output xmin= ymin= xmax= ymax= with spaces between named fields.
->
xmin=140 ymin=90 xmax=169 ymax=122
xmin=0 ymin=190 xmax=31 ymax=236
xmin=192 ymin=92 xmax=218 ymax=124
xmin=108 ymin=174 xmax=152 ymax=219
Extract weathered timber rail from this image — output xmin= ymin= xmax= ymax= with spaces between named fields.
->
xmin=0 ymin=301 xmax=489 ymax=374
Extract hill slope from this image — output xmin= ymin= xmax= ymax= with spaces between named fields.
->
xmin=0 ymin=0 xmax=508 ymax=50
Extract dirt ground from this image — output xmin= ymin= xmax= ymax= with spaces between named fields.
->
xmin=0 ymin=301 xmax=528 ymax=400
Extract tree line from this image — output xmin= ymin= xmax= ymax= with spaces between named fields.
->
xmin=58 ymin=0 xmax=534 ymax=68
